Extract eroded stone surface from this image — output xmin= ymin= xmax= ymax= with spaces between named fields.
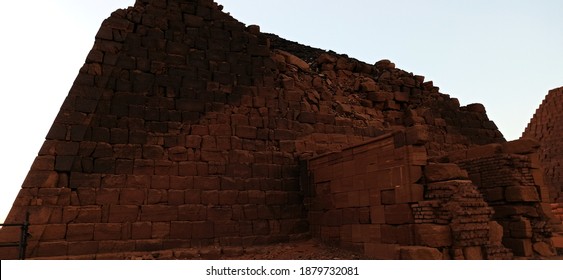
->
xmin=0 ymin=0 xmax=559 ymax=260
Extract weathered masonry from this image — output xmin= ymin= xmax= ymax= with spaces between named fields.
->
xmin=0 ymin=0 xmax=560 ymax=259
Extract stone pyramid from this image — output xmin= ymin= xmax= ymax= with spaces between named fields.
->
xmin=523 ymin=86 xmax=563 ymax=203
xmin=523 ymin=86 xmax=563 ymax=249
xmin=2 ymin=0 xmax=558 ymax=259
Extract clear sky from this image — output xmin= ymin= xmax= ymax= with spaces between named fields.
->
xmin=0 ymin=0 xmax=561 ymax=223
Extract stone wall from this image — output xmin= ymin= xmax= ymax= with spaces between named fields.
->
xmin=305 ymin=131 xmax=427 ymax=259
xmin=305 ymin=131 xmax=512 ymax=259
xmin=445 ymin=140 xmax=558 ymax=257
xmin=0 ymin=0 xmax=510 ymax=259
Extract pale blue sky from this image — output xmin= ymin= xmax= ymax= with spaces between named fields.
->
xmin=0 ymin=0 xmax=561 ymax=222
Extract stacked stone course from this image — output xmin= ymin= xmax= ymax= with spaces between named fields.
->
xmin=306 ymin=132 xmax=512 ymax=259
xmin=305 ymin=132 xmax=427 ymax=259
xmin=522 ymin=86 xmax=563 ymax=251
xmin=444 ymin=140 xmax=557 ymax=257
xmin=523 ymin=87 xmax=563 ymax=202
xmin=0 ymin=0 xmax=558 ymax=259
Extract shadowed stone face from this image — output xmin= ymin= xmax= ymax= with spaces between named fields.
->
xmin=4 ymin=0 xmax=559 ymax=260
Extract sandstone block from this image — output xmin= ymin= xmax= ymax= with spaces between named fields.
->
xmin=42 ymin=224 xmax=67 ymax=241
xmin=55 ymin=141 xmax=80 ymax=156
xmin=483 ymin=187 xmax=504 ymax=201
xmin=55 ymin=156 xmax=76 ymax=172
xmin=464 ymin=143 xmax=503 ymax=159
xmin=399 ymin=246 xmax=442 ymax=260
xmin=265 ymin=191 xmax=288 ymax=205
xmin=364 ymin=243 xmax=399 ymax=260
xmin=98 ymin=240 xmax=136 ymax=255
xmin=133 ymin=159 xmax=154 ymax=175
xmin=194 ymin=176 xmax=220 ymax=190
xmin=316 ymin=53 xmax=337 ymax=64
xmin=409 ymin=166 xmax=423 ymax=183
xmin=216 ymin=190 xmax=237 ymax=205
xmin=208 ymin=124 xmax=232 ymax=136
xmin=394 ymin=92 xmax=409 ymax=103
xmin=168 ymin=146 xmax=188 ymax=161
xmin=201 ymin=190 xmax=219 ymax=205
xmin=466 ymin=103 xmax=486 ymax=113
xmin=358 ymin=207 xmax=371 ymax=224
xmin=62 ymin=206 xmax=101 ymax=223
xmin=201 ymin=150 xmax=226 ymax=162
xmin=151 ymin=222 xmax=170 ymax=239
xmin=131 ymin=222 xmax=151 ymax=240
xmin=235 ymin=125 xmax=257 ymax=139
xmin=215 ymin=221 xmax=239 ymax=237
xmin=34 ymin=241 xmax=68 ymax=258
xmin=297 ymin=112 xmax=316 ymax=124
xmin=119 ymin=188 xmax=146 ymax=205
xmin=185 ymin=135 xmax=202 ymax=148
xmin=509 ymin=218 xmax=532 ymax=238
xmin=394 ymin=184 xmax=424 ymax=204
xmin=178 ymin=204 xmax=206 ymax=221
xmin=370 ymin=205 xmax=385 ymax=224
xmin=381 ymin=190 xmax=395 ymax=205
xmin=23 ymin=171 xmax=60 ymax=188
xmin=100 ymin=175 xmax=126 ymax=189
xmin=274 ymin=129 xmax=296 ymax=140
xmin=336 ymin=57 xmax=356 ymax=71
xmin=94 ymin=223 xmax=122 ymax=241
xmin=140 ymin=205 xmax=178 ymax=222
xmin=505 ymin=186 xmax=539 ymax=202
xmin=384 ymin=204 xmax=414 ymax=225
xmin=135 ymin=240 xmax=162 ymax=252
xmin=277 ymin=50 xmax=309 ymax=71
xmin=382 ymin=224 xmax=415 ymax=245
xmin=463 ymin=246 xmax=483 ymax=260
xmin=488 ymin=221 xmax=503 ymax=244
xmin=170 ymin=221 xmax=192 ymax=239
xmin=414 ymin=224 xmax=452 ymax=247
xmin=67 ymin=241 xmax=99 ymax=256
xmin=424 ymin=163 xmax=468 ymax=183
xmin=341 ymin=208 xmax=359 ymax=225
xmin=360 ymin=80 xmax=378 ymax=92
xmin=532 ymin=241 xmax=556 ymax=257
xmin=168 ymin=190 xmax=185 ymax=205
xmin=226 ymin=164 xmax=252 ymax=178
xmin=503 ymin=238 xmax=533 ymax=257
xmin=31 ymin=155 xmax=56 ymax=171
xmin=493 ymin=205 xmax=538 ymax=218
xmin=502 ymin=138 xmax=539 ymax=154
xmin=66 ymin=224 xmax=94 ymax=241
xmin=207 ymin=206 xmax=232 ymax=221
xmin=178 ymin=162 xmax=198 ymax=176
xmin=407 ymin=146 xmax=427 ymax=165
xmin=374 ymin=59 xmax=395 ymax=70
xmin=351 ymin=224 xmax=381 ymax=243
xmin=192 ymin=221 xmax=214 ymax=239
xmin=108 ymin=205 xmax=139 ymax=223
xmin=170 ymin=176 xmax=193 ymax=190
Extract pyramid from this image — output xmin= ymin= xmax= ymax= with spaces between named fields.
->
xmin=522 ymin=86 xmax=563 ymax=250
xmin=523 ymin=86 xmax=563 ymax=203
xmin=0 ymin=0 xmax=537 ymax=259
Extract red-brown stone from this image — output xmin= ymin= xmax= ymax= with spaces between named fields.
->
xmin=0 ymin=0 xmax=538 ymax=261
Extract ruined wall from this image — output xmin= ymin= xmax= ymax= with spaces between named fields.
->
xmin=305 ymin=131 xmax=512 ymax=259
xmin=305 ymin=132 xmax=427 ymax=259
xmin=446 ymin=140 xmax=558 ymax=257
xmin=1 ymin=0 xmax=507 ymax=259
